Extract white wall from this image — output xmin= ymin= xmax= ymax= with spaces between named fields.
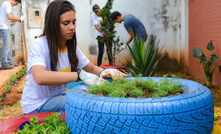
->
xmin=3 ymin=0 xmax=188 ymax=69
xmin=69 ymin=0 xmax=187 ymax=67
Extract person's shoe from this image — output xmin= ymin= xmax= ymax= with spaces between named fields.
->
xmin=1 ymin=64 xmax=14 ymax=69
xmin=9 ymin=63 xmax=18 ymax=67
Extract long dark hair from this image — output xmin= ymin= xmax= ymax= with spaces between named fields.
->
xmin=42 ymin=0 xmax=78 ymax=72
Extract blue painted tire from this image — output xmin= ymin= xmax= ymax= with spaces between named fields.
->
xmin=66 ymin=77 xmax=214 ymax=134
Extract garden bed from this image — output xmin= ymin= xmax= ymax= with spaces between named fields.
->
xmin=0 ymin=74 xmax=26 ymax=106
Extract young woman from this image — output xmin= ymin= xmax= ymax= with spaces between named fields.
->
xmin=20 ymin=0 xmax=127 ymax=114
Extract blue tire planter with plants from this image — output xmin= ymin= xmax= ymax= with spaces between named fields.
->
xmin=65 ymin=77 xmax=214 ymax=134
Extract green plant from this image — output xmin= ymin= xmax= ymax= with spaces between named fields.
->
xmin=14 ymin=113 xmax=70 ymax=134
xmin=124 ymin=35 xmax=164 ymax=77
xmin=192 ymin=40 xmax=221 ymax=85
xmin=9 ymin=73 xmax=17 ymax=83
xmin=88 ymin=77 xmax=184 ymax=98
xmin=97 ymin=0 xmax=123 ymax=65
xmin=16 ymin=71 xmax=21 ymax=79
xmin=4 ymin=84 xmax=12 ymax=93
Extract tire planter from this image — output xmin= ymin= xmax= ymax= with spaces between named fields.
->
xmin=66 ymin=77 xmax=214 ymax=134
xmin=0 ymin=112 xmax=65 ymax=133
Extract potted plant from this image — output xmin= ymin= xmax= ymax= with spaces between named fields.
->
xmin=192 ymin=40 xmax=221 ymax=86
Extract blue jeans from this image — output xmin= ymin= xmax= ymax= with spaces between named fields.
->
xmin=0 ymin=29 xmax=12 ymax=66
xmin=28 ymin=93 xmax=66 ymax=114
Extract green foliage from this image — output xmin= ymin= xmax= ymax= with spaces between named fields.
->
xmin=14 ymin=113 xmax=70 ymax=134
xmin=97 ymin=0 xmax=123 ymax=65
xmin=88 ymin=77 xmax=184 ymax=98
xmin=124 ymin=35 xmax=164 ymax=77
xmin=4 ymin=84 xmax=12 ymax=93
xmin=1 ymin=67 xmax=27 ymax=101
xmin=9 ymin=73 xmax=17 ymax=83
xmin=192 ymin=40 xmax=221 ymax=85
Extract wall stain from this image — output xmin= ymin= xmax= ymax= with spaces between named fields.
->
xmin=160 ymin=0 xmax=180 ymax=32
xmin=89 ymin=45 xmax=97 ymax=55
xmin=89 ymin=0 xmax=93 ymax=5
xmin=175 ymin=0 xmax=177 ymax=6
xmin=158 ymin=52 xmax=180 ymax=72
xmin=161 ymin=0 xmax=169 ymax=31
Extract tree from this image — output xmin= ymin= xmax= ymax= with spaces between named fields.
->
xmin=97 ymin=0 xmax=122 ymax=65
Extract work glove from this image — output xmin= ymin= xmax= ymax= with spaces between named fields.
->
xmin=119 ymin=43 xmax=127 ymax=51
xmin=20 ymin=15 xmax=25 ymax=21
xmin=99 ymin=69 xmax=128 ymax=80
xmin=77 ymin=69 xmax=106 ymax=86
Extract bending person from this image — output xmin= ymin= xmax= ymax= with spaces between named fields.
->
xmin=110 ymin=11 xmax=148 ymax=53
xmin=20 ymin=0 xmax=127 ymax=114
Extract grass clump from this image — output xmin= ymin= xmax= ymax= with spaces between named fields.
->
xmin=87 ymin=77 xmax=185 ymax=98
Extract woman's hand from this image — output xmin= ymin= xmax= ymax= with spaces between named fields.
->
xmin=78 ymin=69 xmax=106 ymax=86
xmin=100 ymin=69 xmax=128 ymax=80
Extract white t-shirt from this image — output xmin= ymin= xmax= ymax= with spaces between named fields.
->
xmin=0 ymin=1 xmax=12 ymax=29
xmin=92 ymin=14 xmax=103 ymax=37
xmin=20 ymin=36 xmax=90 ymax=113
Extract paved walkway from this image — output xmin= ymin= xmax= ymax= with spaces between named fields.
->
xmin=0 ymin=65 xmax=24 ymax=87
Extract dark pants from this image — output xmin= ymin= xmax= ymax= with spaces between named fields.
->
xmin=97 ymin=37 xmax=112 ymax=66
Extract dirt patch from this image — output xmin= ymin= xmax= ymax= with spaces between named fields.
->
xmin=0 ymin=75 xmax=26 ymax=105
xmin=0 ymin=102 xmax=22 ymax=122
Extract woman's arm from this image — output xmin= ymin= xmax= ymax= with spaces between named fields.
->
xmin=31 ymin=65 xmax=78 ymax=85
xmin=82 ymin=62 xmax=104 ymax=76
xmin=82 ymin=62 xmax=128 ymax=80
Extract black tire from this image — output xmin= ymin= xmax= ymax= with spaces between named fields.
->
xmin=66 ymin=77 xmax=214 ymax=134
